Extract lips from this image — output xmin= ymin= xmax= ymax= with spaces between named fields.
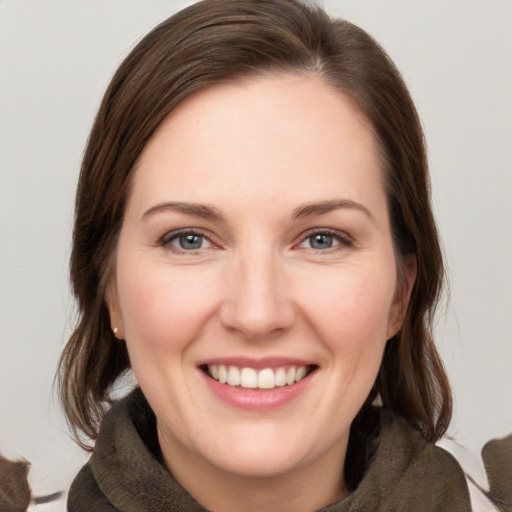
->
xmin=205 ymin=364 xmax=313 ymax=389
xmin=200 ymin=360 xmax=317 ymax=410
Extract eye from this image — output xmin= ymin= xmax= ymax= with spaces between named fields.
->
xmin=162 ymin=230 xmax=213 ymax=252
xmin=297 ymin=230 xmax=353 ymax=251
xmin=307 ymin=233 xmax=338 ymax=250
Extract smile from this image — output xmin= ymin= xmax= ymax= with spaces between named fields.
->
xmin=204 ymin=364 xmax=316 ymax=390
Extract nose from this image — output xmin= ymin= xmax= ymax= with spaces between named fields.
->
xmin=219 ymin=248 xmax=296 ymax=340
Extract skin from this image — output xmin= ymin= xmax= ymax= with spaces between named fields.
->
xmin=107 ymin=73 xmax=416 ymax=512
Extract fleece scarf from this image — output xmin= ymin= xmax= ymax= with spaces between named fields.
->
xmin=68 ymin=388 xmax=473 ymax=511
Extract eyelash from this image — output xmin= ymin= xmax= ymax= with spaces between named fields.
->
xmin=297 ymin=228 xmax=354 ymax=252
xmin=159 ymin=228 xmax=354 ymax=254
xmin=159 ymin=228 xmax=215 ymax=254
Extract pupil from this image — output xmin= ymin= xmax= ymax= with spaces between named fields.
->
xmin=311 ymin=234 xmax=333 ymax=249
xmin=180 ymin=234 xmax=202 ymax=249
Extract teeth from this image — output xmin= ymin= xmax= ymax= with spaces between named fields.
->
xmin=275 ymin=367 xmax=287 ymax=387
xmin=227 ymin=366 xmax=241 ymax=386
xmin=207 ymin=364 xmax=311 ymax=389
xmin=240 ymin=367 xmax=257 ymax=388
xmin=295 ymin=366 xmax=307 ymax=382
xmin=218 ymin=365 xmax=227 ymax=384
xmin=258 ymin=368 xmax=275 ymax=389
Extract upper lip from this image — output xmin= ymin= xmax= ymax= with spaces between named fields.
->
xmin=198 ymin=357 xmax=316 ymax=370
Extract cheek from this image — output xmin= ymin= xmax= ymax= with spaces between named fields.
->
xmin=116 ymin=260 xmax=221 ymax=364
xmin=295 ymin=261 xmax=396 ymax=402
xmin=299 ymin=265 xmax=396 ymax=345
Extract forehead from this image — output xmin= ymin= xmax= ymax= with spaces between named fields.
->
xmin=129 ymin=73 xmax=385 ymax=217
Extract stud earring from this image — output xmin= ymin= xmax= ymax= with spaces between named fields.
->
xmin=113 ymin=327 xmax=119 ymax=335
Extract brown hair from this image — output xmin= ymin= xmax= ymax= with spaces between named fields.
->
xmin=58 ymin=0 xmax=451 ymax=451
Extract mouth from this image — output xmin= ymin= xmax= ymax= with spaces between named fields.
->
xmin=200 ymin=363 xmax=318 ymax=390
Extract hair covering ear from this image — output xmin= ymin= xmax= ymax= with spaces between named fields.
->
xmin=387 ymin=254 xmax=417 ymax=340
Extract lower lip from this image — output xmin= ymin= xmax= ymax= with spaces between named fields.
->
xmin=201 ymin=370 xmax=314 ymax=411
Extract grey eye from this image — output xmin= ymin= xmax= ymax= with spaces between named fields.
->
xmin=308 ymin=234 xmax=335 ymax=249
xmin=177 ymin=234 xmax=204 ymax=250
xmin=163 ymin=230 xmax=214 ymax=252
xmin=171 ymin=233 xmax=204 ymax=251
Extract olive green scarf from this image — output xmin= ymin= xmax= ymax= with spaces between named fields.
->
xmin=68 ymin=389 xmax=475 ymax=511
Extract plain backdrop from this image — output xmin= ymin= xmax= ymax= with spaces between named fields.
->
xmin=1 ymin=0 xmax=511 ymax=498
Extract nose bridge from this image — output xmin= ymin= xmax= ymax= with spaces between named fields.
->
xmin=220 ymin=243 xmax=295 ymax=339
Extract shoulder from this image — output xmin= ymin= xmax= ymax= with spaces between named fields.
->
xmin=67 ymin=463 xmax=117 ymax=512
xmin=481 ymin=433 xmax=512 ymax=511
xmin=354 ymin=409 xmax=472 ymax=511
xmin=385 ymin=411 xmax=471 ymax=489
xmin=436 ymin=438 xmax=496 ymax=512
xmin=439 ymin=433 xmax=512 ymax=512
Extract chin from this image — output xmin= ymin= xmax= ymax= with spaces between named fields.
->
xmin=193 ymin=423 xmax=324 ymax=479
xmin=211 ymin=448 xmax=306 ymax=479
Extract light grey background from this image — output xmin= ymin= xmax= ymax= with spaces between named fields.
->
xmin=1 ymin=0 xmax=511 ymax=497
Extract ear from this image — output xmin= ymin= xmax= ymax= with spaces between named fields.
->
xmin=386 ymin=253 xmax=417 ymax=340
xmin=105 ymin=277 xmax=125 ymax=339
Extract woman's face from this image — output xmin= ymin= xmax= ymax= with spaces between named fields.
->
xmin=107 ymin=74 xmax=414 ymax=488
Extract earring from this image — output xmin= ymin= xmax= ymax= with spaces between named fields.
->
xmin=113 ymin=327 xmax=119 ymax=336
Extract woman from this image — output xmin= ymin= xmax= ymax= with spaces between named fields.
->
xmin=58 ymin=0 xmax=485 ymax=510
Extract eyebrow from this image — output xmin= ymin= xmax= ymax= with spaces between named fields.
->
xmin=291 ymin=199 xmax=375 ymax=222
xmin=142 ymin=199 xmax=373 ymax=223
xmin=142 ymin=202 xmax=223 ymax=221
